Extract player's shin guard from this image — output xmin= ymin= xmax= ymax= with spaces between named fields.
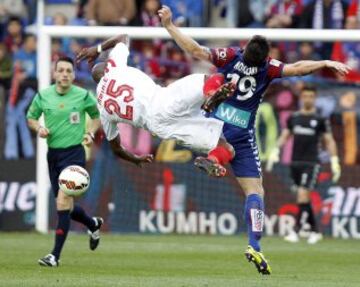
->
xmin=71 ymin=204 xmax=96 ymax=232
xmin=245 ymin=194 xmax=264 ymax=252
xmin=51 ymin=210 xmax=70 ymax=260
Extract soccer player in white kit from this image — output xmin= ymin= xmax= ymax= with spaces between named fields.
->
xmin=77 ymin=35 xmax=236 ymax=175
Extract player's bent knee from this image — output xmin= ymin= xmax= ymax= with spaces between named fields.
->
xmin=56 ymin=190 xmax=73 ymax=210
xmin=297 ymin=187 xmax=310 ymax=203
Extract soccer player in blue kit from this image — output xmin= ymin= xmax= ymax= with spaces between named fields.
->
xmin=158 ymin=5 xmax=350 ymax=275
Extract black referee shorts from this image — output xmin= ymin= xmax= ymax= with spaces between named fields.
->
xmin=47 ymin=144 xmax=86 ymax=197
xmin=290 ymin=162 xmax=320 ymax=190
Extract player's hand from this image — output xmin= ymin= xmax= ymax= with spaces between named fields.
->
xmin=38 ymin=126 xmax=50 ymax=138
xmin=330 ymin=156 xmax=341 ymax=183
xmin=266 ymin=147 xmax=280 ymax=172
xmin=82 ymin=133 xmax=94 ymax=147
xmin=325 ymin=60 xmax=351 ymax=76
xmin=76 ymin=46 xmax=99 ymax=67
xmin=158 ymin=5 xmax=173 ymax=27
xmin=134 ymin=154 xmax=154 ymax=167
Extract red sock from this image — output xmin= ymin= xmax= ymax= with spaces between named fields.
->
xmin=208 ymin=146 xmax=234 ymax=165
xmin=203 ymin=74 xmax=225 ymax=98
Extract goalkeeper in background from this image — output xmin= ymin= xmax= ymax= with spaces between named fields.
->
xmin=268 ymin=85 xmax=340 ymax=244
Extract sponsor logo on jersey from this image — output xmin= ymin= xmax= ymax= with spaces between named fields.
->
xmin=216 ymin=103 xmax=251 ymax=129
xmin=293 ymin=125 xmax=316 ymax=135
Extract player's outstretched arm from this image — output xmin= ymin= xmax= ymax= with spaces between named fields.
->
xmin=282 ymin=60 xmax=351 ymax=77
xmin=76 ymin=34 xmax=129 ymax=66
xmin=109 ymin=136 xmax=153 ymax=167
xmin=158 ymin=5 xmax=211 ymax=62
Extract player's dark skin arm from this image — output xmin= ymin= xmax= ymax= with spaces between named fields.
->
xmin=109 ymin=136 xmax=153 ymax=167
xmin=76 ymin=34 xmax=129 ymax=66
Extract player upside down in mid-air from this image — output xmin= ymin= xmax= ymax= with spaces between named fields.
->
xmin=76 ymin=35 xmax=237 ymax=176
xmin=158 ymin=5 xmax=350 ymax=275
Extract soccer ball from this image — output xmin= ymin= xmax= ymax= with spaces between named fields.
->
xmin=58 ymin=165 xmax=90 ymax=197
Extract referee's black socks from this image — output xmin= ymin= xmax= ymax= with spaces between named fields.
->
xmin=70 ymin=204 xmax=97 ymax=232
xmin=52 ymin=210 xmax=71 ymax=260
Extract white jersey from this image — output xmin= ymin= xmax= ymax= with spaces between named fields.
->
xmin=96 ymin=43 xmax=159 ymax=140
xmin=97 ymin=43 xmax=224 ymax=153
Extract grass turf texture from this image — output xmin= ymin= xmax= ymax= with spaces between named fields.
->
xmin=0 ymin=233 xmax=359 ymax=287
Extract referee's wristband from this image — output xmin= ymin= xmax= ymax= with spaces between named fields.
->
xmin=87 ymin=132 xmax=95 ymax=141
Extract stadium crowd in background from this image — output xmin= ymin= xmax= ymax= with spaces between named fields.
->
xmin=0 ymin=0 xmax=359 ymax=160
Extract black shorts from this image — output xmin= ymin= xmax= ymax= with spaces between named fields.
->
xmin=290 ymin=162 xmax=320 ymax=189
xmin=47 ymin=144 xmax=86 ymax=197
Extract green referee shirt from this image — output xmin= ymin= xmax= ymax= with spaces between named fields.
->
xmin=27 ymin=84 xmax=100 ymax=149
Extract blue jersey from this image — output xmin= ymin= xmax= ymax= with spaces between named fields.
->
xmin=208 ymin=47 xmax=284 ymax=178
xmin=209 ymin=47 xmax=284 ymax=133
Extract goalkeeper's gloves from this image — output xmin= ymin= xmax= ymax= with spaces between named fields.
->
xmin=330 ymin=156 xmax=341 ymax=183
xmin=266 ymin=147 xmax=280 ymax=172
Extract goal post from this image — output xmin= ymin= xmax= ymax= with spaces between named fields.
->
xmin=35 ymin=23 xmax=360 ymax=233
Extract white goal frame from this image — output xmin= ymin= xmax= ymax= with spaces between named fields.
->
xmin=35 ymin=12 xmax=360 ymax=233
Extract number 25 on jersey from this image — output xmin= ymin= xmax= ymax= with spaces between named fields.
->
xmin=104 ymin=80 xmax=134 ymax=121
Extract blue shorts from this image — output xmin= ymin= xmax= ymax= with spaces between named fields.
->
xmin=222 ymin=124 xmax=262 ymax=178
xmin=47 ymin=144 xmax=86 ymax=197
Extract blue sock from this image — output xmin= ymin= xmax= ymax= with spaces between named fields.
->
xmin=70 ymin=205 xmax=96 ymax=232
xmin=244 ymin=194 xmax=264 ymax=252
xmin=51 ymin=210 xmax=70 ymax=260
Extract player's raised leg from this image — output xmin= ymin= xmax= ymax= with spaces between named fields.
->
xmin=70 ymin=205 xmax=104 ymax=250
xmin=194 ymin=138 xmax=235 ymax=177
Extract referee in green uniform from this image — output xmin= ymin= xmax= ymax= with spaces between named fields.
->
xmin=27 ymin=57 xmax=102 ymax=267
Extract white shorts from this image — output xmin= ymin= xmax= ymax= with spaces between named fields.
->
xmin=149 ymin=74 xmax=224 ymax=153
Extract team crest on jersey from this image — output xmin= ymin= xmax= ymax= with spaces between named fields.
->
xmin=70 ymin=111 xmax=80 ymax=124
xmin=310 ymin=120 xmax=318 ymax=127
xmin=217 ymin=48 xmax=227 ymax=60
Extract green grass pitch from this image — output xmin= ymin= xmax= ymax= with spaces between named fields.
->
xmin=0 ymin=233 xmax=359 ymax=287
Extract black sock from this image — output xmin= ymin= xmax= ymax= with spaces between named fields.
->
xmin=51 ymin=210 xmax=70 ymax=260
xmin=296 ymin=203 xmax=309 ymax=233
xmin=296 ymin=203 xmax=318 ymax=233
xmin=306 ymin=203 xmax=318 ymax=232
xmin=70 ymin=205 xmax=96 ymax=232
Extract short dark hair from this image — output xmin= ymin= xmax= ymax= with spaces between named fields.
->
xmin=243 ymin=35 xmax=270 ymax=67
xmin=55 ymin=56 xmax=74 ymax=70
xmin=24 ymin=33 xmax=36 ymax=42
xmin=301 ymin=84 xmax=317 ymax=94
xmin=7 ymin=16 xmax=22 ymax=25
